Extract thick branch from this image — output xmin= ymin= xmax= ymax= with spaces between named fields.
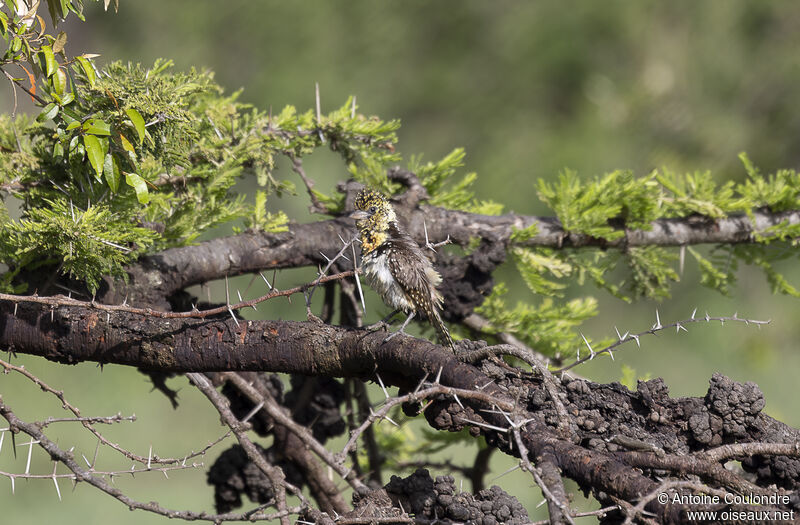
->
xmin=0 ymin=302 xmax=490 ymax=393
xmin=105 ymin=205 xmax=800 ymax=304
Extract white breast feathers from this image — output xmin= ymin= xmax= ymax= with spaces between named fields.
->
xmin=362 ymin=251 xmax=414 ymax=312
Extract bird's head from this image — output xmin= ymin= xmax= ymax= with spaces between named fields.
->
xmin=349 ymin=189 xmax=397 ymax=253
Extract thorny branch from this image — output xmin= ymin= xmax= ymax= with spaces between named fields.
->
xmin=188 ymin=373 xmax=298 ymax=525
xmin=0 ymin=357 xmax=230 ymax=467
xmin=0 ymin=270 xmax=355 ymax=320
xmin=554 ymin=311 xmax=770 ymax=374
xmin=0 ymin=398 xmax=303 ymax=522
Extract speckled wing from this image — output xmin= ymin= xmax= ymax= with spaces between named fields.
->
xmin=385 ymin=228 xmax=442 ymax=312
xmin=385 ymin=227 xmax=454 ymax=349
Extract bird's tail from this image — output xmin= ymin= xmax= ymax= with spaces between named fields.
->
xmin=430 ymin=309 xmax=455 ymax=350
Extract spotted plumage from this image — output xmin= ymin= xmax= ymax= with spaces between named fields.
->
xmin=350 ymin=189 xmax=454 ymax=349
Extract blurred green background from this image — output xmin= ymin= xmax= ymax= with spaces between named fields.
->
xmin=3 ymin=1 xmax=800 ymax=523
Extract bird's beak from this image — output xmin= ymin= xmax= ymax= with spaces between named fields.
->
xmin=348 ymin=210 xmax=370 ymax=220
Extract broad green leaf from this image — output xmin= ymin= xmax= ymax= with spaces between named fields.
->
xmin=103 ymin=153 xmax=120 ymax=192
xmin=125 ymin=108 xmax=145 ymax=144
xmin=51 ymin=67 xmax=67 ymax=96
xmin=39 ymin=45 xmax=57 ymax=77
xmin=75 ymin=55 xmax=95 ymax=87
xmin=68 ymin=133 xmax=79 ymax=153
xmin=10 ymin=36 xmax=22 ymax=54
xmin=65 ymin=120 xmax=81 ymax=131
xmin=118 ymin=132 xmax=135 ymax=154
xmin=83 ymin=134 xmax=104 ymax=179
xmin=0 ymin=12 xmax=8 ymax=36
xmin=37 ymin=102 xmax=59 ymax=122
xmin=124 ymin=172 xmax=149 ymax=204
xmin=82 ymin=117 xmax=110 ymax=136
xmin=60 ymin=91 xmax=74 ymax=105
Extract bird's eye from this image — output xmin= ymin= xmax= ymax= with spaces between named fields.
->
xmin=368 ymin=206 xmax=377 ymax=214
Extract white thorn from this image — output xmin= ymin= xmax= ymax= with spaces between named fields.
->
xmin=52 ymin=463 xmax=61 ymax=501
xmin=453 ymin=393 xmax=464 ymax=409
xmin=25 ymin=440 xmax=36 ymax=474
xmin=653 ymin=309 xmax=662 ymax=330
xmin=228 ymin=307 xmax=240 ymax=327
xmin=580 ymin=333 xmax=594 ymax=356
xmin=376 ymin=373 xmax=389 ymax=399
xmin=354 ymin=271 xmax=366 ymax=314
xmin=691 ymin=307 xmax=697 ymax=319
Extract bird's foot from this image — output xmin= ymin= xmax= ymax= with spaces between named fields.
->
xmin=365 ymin=320 xmax=391 ymax=333
xmin=383 ymin=328 xmax=407 ymax=342
xmin=382 ymin=312 xmax=415 ymax=343
xmin=364 ymin=310 xmax=402 ymax=333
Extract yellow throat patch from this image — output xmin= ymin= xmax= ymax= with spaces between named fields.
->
xmin=353 ymin=189 xmax=397 ymax=254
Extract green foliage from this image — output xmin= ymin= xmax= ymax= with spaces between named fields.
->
xmin=733 ymin=244 xmax=800 ymax=297
xmin=509 ymin=223 xmax=539 ymax=244
xmin=2 ymin=197 xmax=156 ymax=292
xmin=537 ymin=169 xmax=656 ymax=241
xmin=624 ymin=246 xmax=679 ymax=300
xmin=513 ymin=247 xmax=569 ymax=296
xmin=656 ymin=169 xmax=738 ymax=218
xmin=239 ymin=190 xmax=289 ymax=233
xmin=688 ymin=246 xmax=736 ymax=295
xmin=737 ymin=152 xmax=800 ymax=212
xmin=413 ymin=148 xmax=503 ymax=215
xmin=1 ymin=37 xmax=403 ymax=289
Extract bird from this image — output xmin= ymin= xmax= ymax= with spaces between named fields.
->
xmin=349 ymin=188 xmax=455 ymax=350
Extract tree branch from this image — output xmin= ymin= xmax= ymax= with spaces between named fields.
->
xmin=100 ymin=203 xmax=800 ymax=305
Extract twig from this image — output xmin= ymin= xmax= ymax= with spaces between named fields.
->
xmin=0 ymin=398 xmax=302 ymax=522
xmin=698 ymin=441 xmax=800 ymax=462
xmin=0 ymin=270 xmax=355 ymax=320
xmin=188 ymin=373 xmax=298 ymax=525
xmin=512 ymin=425 xmax=576 ymax=525
xmin=525 ymin=505 xmax=621 ymax=525
xmin=220 ymin=371 xmax=369 ymax=494
xmin=291 ymin=156 xmax=327 ymax=214
xmin=0 ymin=358 xmax=230 ymax=467
xmin=554 ymin=312 xmax=770 ymax=374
